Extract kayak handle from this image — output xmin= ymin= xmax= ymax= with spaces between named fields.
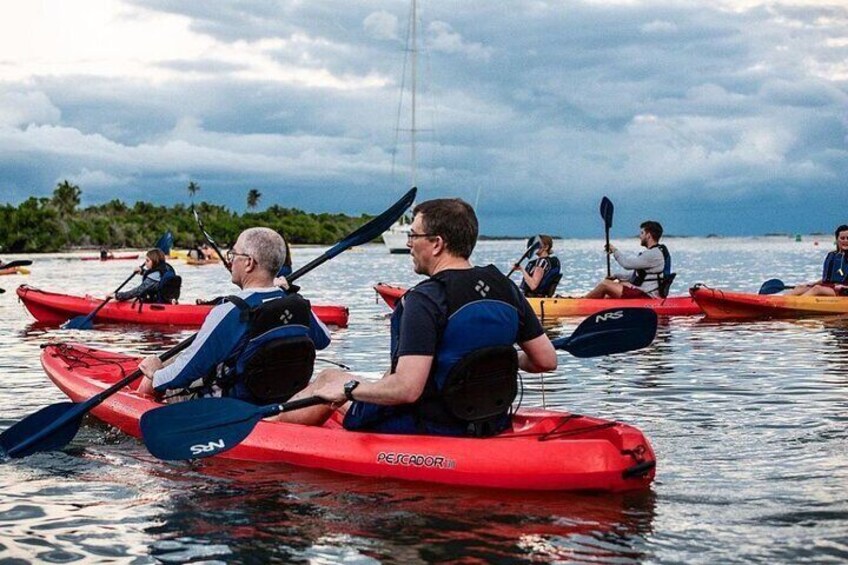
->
xmin=622 ymin=460 xmax=656 ymax=479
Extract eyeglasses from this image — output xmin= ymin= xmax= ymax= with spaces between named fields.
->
xmin=225 ymin=248 xmax=252 ymax=263
xmin=407 ymin=231 xmax=437 ymax=242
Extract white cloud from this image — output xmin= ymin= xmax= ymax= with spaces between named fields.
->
xmin=427 ymin=21 xmax=493 ymax=62
xmin=363 ymin=11 xmax=399 ymax=41
xmin=0 ymin=91 xmax=61 ymax=127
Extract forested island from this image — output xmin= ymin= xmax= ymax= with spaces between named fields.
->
xmin=0 ymin=181 xmax=373 ymax=253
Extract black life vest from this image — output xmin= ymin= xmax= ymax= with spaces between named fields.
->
xmin=631 ymin=244 xmax=671 ymax=290
xmin=218 ymin=293 xmax=316 ymax=404
xmin=521 ymin=256 xmax=562 ymax=298
xmin=822 ymin=251 xmax=848 ymax=284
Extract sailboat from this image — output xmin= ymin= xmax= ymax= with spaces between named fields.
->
xmin=382 ymin=0 xmax=422 ymax=254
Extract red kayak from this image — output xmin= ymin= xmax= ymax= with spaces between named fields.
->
xmin=41 ymin=343 xmax=656 ymax=492
xmin=690 ymin=285 xmax=848 ymax=320
xmin=374 ymin=283 xmax=702 ymax=318
xmin=80 ymin=253 xmax=140 ymax=261
xmin=17 ymin=285 xmax=350 ymax=328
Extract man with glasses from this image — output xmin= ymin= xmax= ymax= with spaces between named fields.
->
xmin=270 ymin=198 xmax=557 ymax=437
xmin=137 ymin=227 xmax=331 ymax=401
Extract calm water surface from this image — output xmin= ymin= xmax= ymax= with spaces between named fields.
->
xmin=0 ymin=237 xmax=846 ymax=563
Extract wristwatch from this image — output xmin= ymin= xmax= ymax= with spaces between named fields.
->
xmin=344 ymin=380 xmax=360 ymax=401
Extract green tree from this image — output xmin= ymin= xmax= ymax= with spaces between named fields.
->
xmin=187 ymin=181 xmax=200 ymax=201
xmin=247 ymin=188 xmax=261 ymax=210
xmin=52 ymin=180 xmax=81 ymax=216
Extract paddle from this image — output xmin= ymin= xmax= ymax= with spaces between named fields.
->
xmin=508 ymin=236 xmax=542 ymax=276
xmin=62 ymin=268 xmax=141 ymax=330
xmin=600 ymin=196 xmax=614 ymax=278
xmin=0 ymin=288 xmax=5 ymax=294
xmin=192 ymin=207 xmax=231 ymax=271
xmin=551 ymin=307 xmax=657 ymax=358
xmin=758 ymin=279 xmax=795 ymax=295
xmin=154 ymin=231 xmax=174 ymax=255
xmin=0 ymin=187 xmax=417 ymax=459
xmin=141 ymin=395 xmax=326 ymax=460
xmin=141 ymin=305 xmax=658 ymax=462
xmin=0 ymin=260 xmax=33 ymax=270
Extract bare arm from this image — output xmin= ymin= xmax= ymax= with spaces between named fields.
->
xmin=517 ymin=334 xmax=557 ymax=373
xmin=312 ymin=355 xmax=434 ymax=405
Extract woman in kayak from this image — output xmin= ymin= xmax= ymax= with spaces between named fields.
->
xmin=787 ymin=224 xmax=848 ymax=296
xmin=514 ymin=235 xmax=561 ymax=297
xmin=108 ymin=248 xmax=181 ymax=304
xmin=269 ymin=198 xmax=557 ymax=436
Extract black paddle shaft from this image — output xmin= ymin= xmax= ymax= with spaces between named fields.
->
xmin=600 ymin=197 xmax=614 ymax=278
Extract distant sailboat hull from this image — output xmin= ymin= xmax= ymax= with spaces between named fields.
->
xmin=382 ymin=225 xmax=411 ymax=254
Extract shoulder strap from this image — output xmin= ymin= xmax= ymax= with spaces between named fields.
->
xmin=226 ymin=295 xmax=251 ymax=322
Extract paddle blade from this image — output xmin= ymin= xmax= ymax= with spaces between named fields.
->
xmin=62 ymin=314 xmax=95 ymax=330
xmin=552 ymin=307 xmax=658 ymax=358
xmin=155 ymin=231 xmax=174 ymax=255
xmin=0 ymin=402 xmax=85 ymax=458
xmin=141 ymin=397 xmax=267 ymax=460
xmin=288 ymin=187 xmax=417 ymax=282
xmin=600 ymin=196 xmax=614 ymax=228
xmin=0 ymin=288 xmax=5 ymax=294
xmin=1 ymin=260 xmax=33 ymax=269
xmin=758 ymin=279 xmax=788 ymax=295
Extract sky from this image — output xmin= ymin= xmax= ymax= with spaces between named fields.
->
xmin=0 ymin=0 xmax=846 ymax=237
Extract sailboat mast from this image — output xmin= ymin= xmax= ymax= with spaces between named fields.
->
xmin=410 ymin=0 xmax=417 ymax=188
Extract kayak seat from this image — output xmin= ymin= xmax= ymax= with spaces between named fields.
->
xmin=657 ymin=273 xmax=676 ymax=299
xmin=439 ymin=345 xmax=518 ymax=437
xmin=243 ymin=335 xmax=316 ymax=404
xmin=159 ymin=275 xmax=182 ymax=304
xmin=543 ymin=273 xmax=562 ymax=297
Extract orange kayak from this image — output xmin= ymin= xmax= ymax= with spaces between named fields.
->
xmin=374 ymin=283 xmax=702 ymax=318
xmin=690 ymin=285 xmax=848 ymax=320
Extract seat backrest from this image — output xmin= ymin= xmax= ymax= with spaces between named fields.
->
xmin=544 ymin=273 xmax=562 ymax=297
xmin=159 ymin=275 xmax=182 ymax=303
xmin=441 ymin=345 xmax=518 ymax=432
xmin=242 ymin=335 xmax=316 ymax=403
xmin=657 ymin=272 xmax=676 ymax=298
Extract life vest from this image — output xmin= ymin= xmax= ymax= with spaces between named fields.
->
xmin=139 ymin=262 xmax=181 ymax=304
xmin=344 ymin=265 xmax=521 ymax=437
xmin=630 ymin=244 xmax=671 ymax=292
xmin=822 ymin=251 xmax=848 ymax=284
xmin=520 ymin=256 xmax=562 ymax=298
xmin=216 ymin=293 xmax=316 ymax=404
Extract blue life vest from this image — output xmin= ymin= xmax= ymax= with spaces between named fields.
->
xmin=520 ymin=256 xmax=562 ymax=297
xmin=344 ymin=265 xmax=522 ymax=436
xmin=822 ymin=251 xmax=848 ymax=284
xmin=140 ymin=262 xmax=181 ymax=304
xmin=217 ymin=292 xmax=316 ymax=404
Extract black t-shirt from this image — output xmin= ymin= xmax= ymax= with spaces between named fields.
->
xmin=394 ymin=269 xmax=545 ymax=360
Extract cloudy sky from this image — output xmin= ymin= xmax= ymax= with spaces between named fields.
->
xmin=1 ymin=0 xmax=846 ymax=236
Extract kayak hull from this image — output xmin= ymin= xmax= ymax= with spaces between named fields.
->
xmin=42 ymin=343 xmax=656 ymax=492
xmin=374 ymin=283 xmax=701 ymax=318
xmin=80 ymin=254 xmax=140 ymax=261
xmin=16 ymin=285 xmax=350 ymax=328
xmin=0 ymin=267 xmax=29 ymax=276
xmin=690 ymin=285 xmax=848 ymax=320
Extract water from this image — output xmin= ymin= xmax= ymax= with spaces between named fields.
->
xmin=1 ymin=237 xmax=846 ymax=563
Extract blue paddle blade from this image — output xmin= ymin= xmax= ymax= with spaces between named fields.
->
xmin=62 ymin=314 xmax=95 ymax=330
xmin=141 ymin=398 xmax=270 ymax=460
xmin=0 ymin=402 xmax=86 ymax=458
xmin=600 ymin=196 xmax=614 ymax=228
xmin=155 ymin=231 xmax=174 ymax=255
xmin=758 ymin=279 xmax=787 ymax=295
xmin=552 ymin=307 xmax=658 ymax=358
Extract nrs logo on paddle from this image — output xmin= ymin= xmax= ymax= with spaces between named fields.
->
xmin=377 ymin=452 xmax=456 ymax=469
xmin=190 ymin=439 xmax=225 ymax=455
xmin=595 ymin=310 xmax=624 ymax=322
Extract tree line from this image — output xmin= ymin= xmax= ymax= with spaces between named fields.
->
xmin=0 ymin=181 xmax=373 ymax=253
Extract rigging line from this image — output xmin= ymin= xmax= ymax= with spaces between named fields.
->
xmin=390 ymin=2 xmax=414 ymax=184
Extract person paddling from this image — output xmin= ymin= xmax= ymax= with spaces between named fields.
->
xmin=269 ymin=198 xmax=557 ymax=436
xmin=108 ymin=248 xmax=181 ymax=305
xmin=136 ymin=228 xmax=331 ymax=401
xmin=99 ymin=247 xmax=113 ymax=260
xmin=786 ymin=224 xmax=848 ymax=296
xmin=585 ymin=220 xmax=672 ymax=299
xmin=514 ymin=235 xmax=561 ymax=297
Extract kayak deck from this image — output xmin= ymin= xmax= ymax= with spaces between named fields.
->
xmin=41 ymin=343 xmax=656 ymax=492
xmin=690 ymin=285 xmax=848 ymax=320
xmin=17 ymin=285 xmax=350 ymax=328
xmin=375 ymin=282 xmax=701 ymax=318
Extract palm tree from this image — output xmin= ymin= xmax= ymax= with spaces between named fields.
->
xmin=187 ymin=181 xmax=200 ymax=201
xmin=52 ymin=180 xmax=81 ymax=216
xmin=247 ymin=188 xmax=261 ymax=210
